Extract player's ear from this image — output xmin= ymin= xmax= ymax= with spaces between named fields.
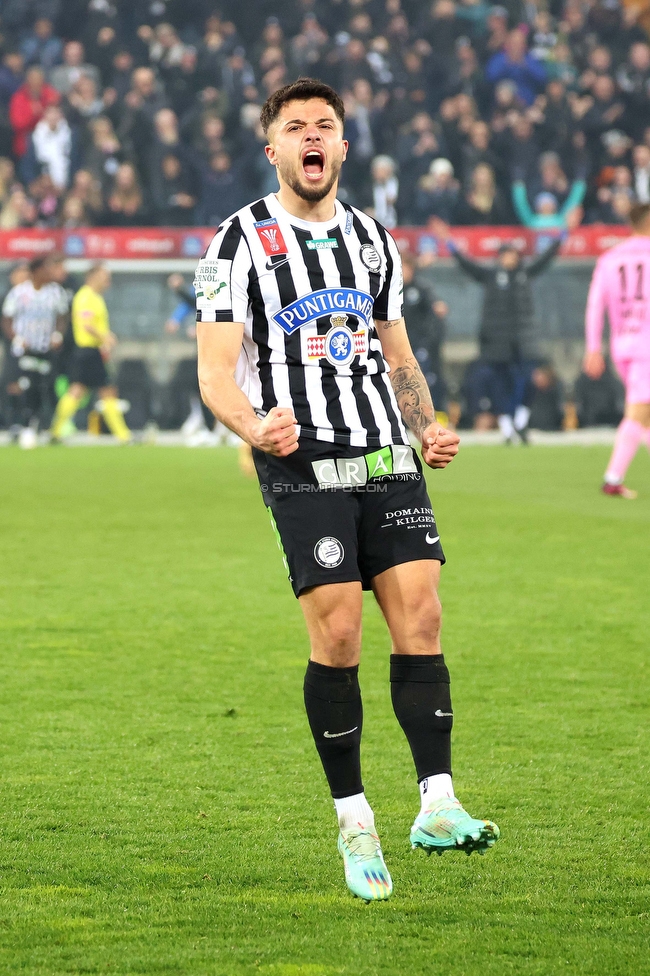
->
xmin=341 ymin=139 xmax=349 ymax=162
xmin=265 ymin=144 xmax=277 ymax=166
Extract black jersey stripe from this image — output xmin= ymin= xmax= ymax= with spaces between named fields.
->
xmin=330 ymin=223 xmax=381 ymax=444
xmin=373 ymin=222 xmax=397 ymax=320
xmin=293 ymin=226 xmax=350 ymax=441
xmin=248 ymin=267 xmax=275 ymax=413
xmin=350 ymin=213 xmax=405 ymax=444
xmin=210 ymin=217 xmax=245 ymax=321
xmin=350 ymin=212 xmax=382 ymax=301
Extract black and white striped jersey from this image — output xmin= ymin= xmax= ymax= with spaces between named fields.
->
xmin=195 ymin=193 xmax=409 ymax=448
xmin=2 ymin=280 xmax=68 ymax=353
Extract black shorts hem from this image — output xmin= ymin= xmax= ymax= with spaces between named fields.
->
xmin=293 ymin=572 xmax=363 ymax=598
xmin=363 ymin=550 xmax=445 ymax=589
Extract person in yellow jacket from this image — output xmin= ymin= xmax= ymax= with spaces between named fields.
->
xmin=50 ymin=263 xmax=130 ymax=442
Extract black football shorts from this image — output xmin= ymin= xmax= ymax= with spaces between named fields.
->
xmin=69 ymin=347 xmax=108 ymax=388
xmin=253 ymin=438 xmax=445 ymax=597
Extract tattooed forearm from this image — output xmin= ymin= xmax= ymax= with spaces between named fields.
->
xmin=380 ymin=318 xmax=402 ymax=329
xmin=389 ymin=356 xmax=436 ymax=437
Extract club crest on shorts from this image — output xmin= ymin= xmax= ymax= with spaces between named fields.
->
xmin=325 ymin=317 xmax=355 ymax=367
xmin=359 ymin=243 xmax=382 ymax=272
xmin=314 ymin=537 xmax=345 ymax=568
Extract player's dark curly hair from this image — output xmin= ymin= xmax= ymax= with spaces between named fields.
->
xmin=260 ymin=78 xmax=345 ymax=136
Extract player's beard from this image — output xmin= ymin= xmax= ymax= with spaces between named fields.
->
xmin=277 ymin=154 xmax=343 ymax=202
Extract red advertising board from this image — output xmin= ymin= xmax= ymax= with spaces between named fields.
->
xmin=0 ymin=225 xmax=632 ymax=261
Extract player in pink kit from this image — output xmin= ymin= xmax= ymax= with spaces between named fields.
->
xmin=584 ymin=203 xmax=650 ymax=498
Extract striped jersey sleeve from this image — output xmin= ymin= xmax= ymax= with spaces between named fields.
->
xmin=194 ymin=216 xmax=252 ymax=324
xmin=371 ymin=227 xmax=404 ymax=322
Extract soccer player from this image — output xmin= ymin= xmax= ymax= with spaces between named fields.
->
xmin=50 ymin=263 xmax=131 ymax=443
xmin=1 ymin=255 xmax=68 ymax=448
xmin=196 ymin=79 xmax=499 ymax=903
xmin=584 ymin=202 xmax=650 ymax=498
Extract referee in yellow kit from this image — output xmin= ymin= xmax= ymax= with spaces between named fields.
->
xmin=50 ymin=263 xmax=131 ymax=443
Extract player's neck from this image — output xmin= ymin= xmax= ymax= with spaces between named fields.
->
xmin=274 ymin=185 xmax=337 ymax=223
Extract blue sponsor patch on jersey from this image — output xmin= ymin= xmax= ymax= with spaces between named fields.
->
xmin=272 ymin=287 xmax=374 ymax=335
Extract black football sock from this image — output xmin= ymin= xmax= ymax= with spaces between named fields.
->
xmin=390 ymin=653 xmax=453 ymax=781
xmin=303 ymin=660 xmax=363 ymax=799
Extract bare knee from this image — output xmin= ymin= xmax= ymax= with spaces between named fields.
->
xmin=392 ymin=592 xmax=442 ymax=655
xmin=313 ymin=609 xmax=361 ymax=667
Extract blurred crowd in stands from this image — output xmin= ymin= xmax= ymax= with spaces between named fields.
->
xmin=0 ymin=0 xmax=649 ymax=229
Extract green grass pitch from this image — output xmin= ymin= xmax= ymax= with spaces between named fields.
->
xmin=1 ymin=444 xmax=649 ymax=976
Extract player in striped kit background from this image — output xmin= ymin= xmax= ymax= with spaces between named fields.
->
xmin=197 ymin=79 xmax=499 ymax=902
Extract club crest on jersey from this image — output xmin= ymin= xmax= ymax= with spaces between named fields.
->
xmin=254 ymin=217 xmax=288 ymax=256
xmin=273 ymin=287 xmax=374 ymax=335
xmin=326 ymin=324 xmax=355 ymax=366
xmin=359 ymin=243 xmax=382 ymax=272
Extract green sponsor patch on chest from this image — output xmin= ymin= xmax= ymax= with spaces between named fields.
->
xmin=306 ymin=238 xmax=339 ymax=250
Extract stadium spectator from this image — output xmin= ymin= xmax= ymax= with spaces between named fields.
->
xmin=368 ymin=154 xmax=399 ymax=228
xmin=68 ymin=168 xmax=103 ymax=223
xmin=485 ymin=28 xmax=547 ymax=107
xmin=64 ymin=74 xmax=106 ymax=126
xmin=102 ymin=161 xmax=150 ymax=225
xmin=0 ymin=51 xmax=25 ymax=106
xmin=0 ymin=157 xmax=17 ymax=206
xmin=512 ymin=172 xmax=585 ymax=229
xmin=50 ymin=41 xmax=101 ymax=97
xmin=633 ymin=144 xmax=650 ymax=203
xmin=196 ymin=151 xmax=246 ymax=226
xmin=9 ymin=66 xmax=59 ymax=157
xmin=151 ymin=152 xmax=196 ymax=225
xmin=20 ymin=18 xmax=62 ymax=72
xmin=413 ymin=157 xmax=460 ymax=225
xmin=454 ymin=162 xmax=511 ymax=224
xmin=22 ymin=103 xmax=78 ymax=191
xmin=342 ymin=79 xmax=380 ymax=191
xmin=82 ymin=115 xmax=123 ymax=190
xmin=0 ymin=0 xmax=647 ymax=229
xmin=0 ymin=185 xmax=36 ymax=228
xmin=460 ymin=119 xmax=504 ymax=189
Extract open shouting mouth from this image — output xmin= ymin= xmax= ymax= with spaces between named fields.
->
xmin=302 ymin=147 xmax=325 ymax=181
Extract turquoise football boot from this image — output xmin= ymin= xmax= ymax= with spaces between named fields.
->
xmin=337 ymin=826 xmax=393 ymax=902
xmin=411 ymin=797 xmax=500 ymax=855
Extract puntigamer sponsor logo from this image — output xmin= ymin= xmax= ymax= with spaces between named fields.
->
xmin=312 ymin=445 xmax=418 ymax=487
xmin=272 ymin=287 xmax=374 ymax=335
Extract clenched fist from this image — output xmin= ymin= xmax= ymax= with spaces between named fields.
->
xmin=251 ymin=406 xmax=299 ymax=456
xmin=421 ymin=421 xmax=460 ymax=469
